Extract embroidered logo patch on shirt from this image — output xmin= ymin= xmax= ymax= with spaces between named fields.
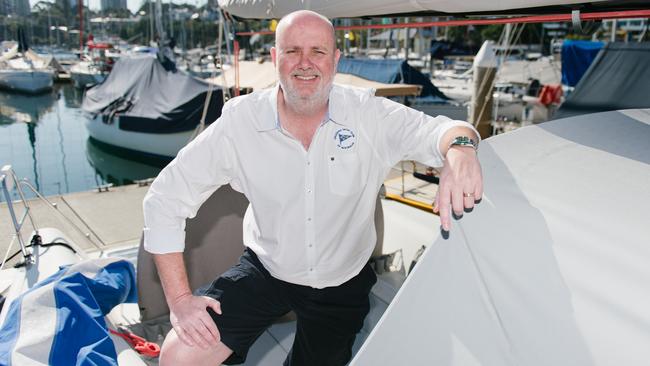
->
xmin=334 ymin=128 xmax=355 ymax=149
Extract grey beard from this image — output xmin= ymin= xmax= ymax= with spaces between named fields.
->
xmin=279 ymin=80 xmax=332 ymax=115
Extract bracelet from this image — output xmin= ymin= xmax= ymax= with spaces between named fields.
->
xmin=448 ymin=136 xmax=478 ymax=151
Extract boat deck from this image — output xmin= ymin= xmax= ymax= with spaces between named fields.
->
xmin=0 ymin=183 xmax=148 ymax=266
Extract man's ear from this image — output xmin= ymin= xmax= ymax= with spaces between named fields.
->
xmin=271 ymin=46 xmax=277 ymax=66
xmin=334 ymin=48 xmax=340 ymax=65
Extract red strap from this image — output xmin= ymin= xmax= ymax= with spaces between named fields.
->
xmin=109 ymin=328 xmax=161 ymax=358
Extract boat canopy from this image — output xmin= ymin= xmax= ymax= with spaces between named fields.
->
xmin=82 ymin=56 xmax=224 ymax=134
xmin=217 ymin=0 xmax=634 ymax=19
xmin=557 ymin=42 xmax=650 ymax=118
xmin=337 ymin=58 xmax=448 ymax=100
xmin=560 ymin=40 xmax=603 ymax=87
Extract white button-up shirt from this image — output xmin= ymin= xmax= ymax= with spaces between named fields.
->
xmin=143 ymin=84 xmax=476 ymax=288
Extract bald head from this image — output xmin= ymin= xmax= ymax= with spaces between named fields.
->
xmin=275 ymin=10 xmax=336 ymax=50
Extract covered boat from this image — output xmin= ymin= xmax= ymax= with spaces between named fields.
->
xmin=351 ymin=108 xmax=650 ymax=365
xmin=82 ymin=55 xmax=225 ymax=160
xmin=556 ymin=42 xmax=650 ymax=119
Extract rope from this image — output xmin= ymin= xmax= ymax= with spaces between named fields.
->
xmin=109 ymin=328 xmax=161 ymax=358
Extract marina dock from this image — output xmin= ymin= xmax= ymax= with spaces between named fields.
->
xmin=0 ymin=183 xmax=150 ymax=264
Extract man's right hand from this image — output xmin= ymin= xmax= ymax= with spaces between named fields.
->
xmin=169 ymin=293 xmax=223 ymax=349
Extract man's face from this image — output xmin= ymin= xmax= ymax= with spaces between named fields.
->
xmin=272 ymin=17 xmax=340 ymax=109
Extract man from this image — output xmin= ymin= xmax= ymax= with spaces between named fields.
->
xmin=143 ymin=10 xmax=482 ymax=366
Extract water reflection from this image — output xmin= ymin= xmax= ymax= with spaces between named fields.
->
xmin=61 ymin=83 xmax=84 ymax=109
xmin=0 ymin=83 xmax=161 ymax=198
xmin=86 ymin=138 xmax=162 ymax=186
xmin=0 ymin=89 xmax=59 ymax=125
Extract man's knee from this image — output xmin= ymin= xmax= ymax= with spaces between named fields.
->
xmin=160 ymin=329 xmax=233 ymax=366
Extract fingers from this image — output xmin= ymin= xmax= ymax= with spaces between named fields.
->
xmin=474 ymin=180 xmax=483 ymax=201
xmin=437 ymin=186 xmax=451 ymax=231
xmin=204 ymin=296 xmax=222 ymax=315
xmin=451 ymin=188 xmax=465 ymax=217
xmin=171 ymin=297 xmax=223 ymax=349
xmin=176 ymin=319 xmax=219 ymax=349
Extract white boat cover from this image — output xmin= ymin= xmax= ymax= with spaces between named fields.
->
xmin=351 ymin=109 xmax=650 ymax=365
xmin=218 ymin=0 xmax=605 ymax=19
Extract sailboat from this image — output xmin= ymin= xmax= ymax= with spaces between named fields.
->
xmin=0 ymin=37 xmax=54 ymax=94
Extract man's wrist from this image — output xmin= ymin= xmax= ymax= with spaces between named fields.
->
xmin=448 ymin=136 xmax=478 ymax=151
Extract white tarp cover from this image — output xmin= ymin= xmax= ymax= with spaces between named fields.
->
xmin=351 ymin=109 xmax=650 ymax=365
xmin=218 ymin=0 xmax=603 ymax=19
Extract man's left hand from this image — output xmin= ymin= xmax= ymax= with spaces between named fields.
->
xmin=433 ymin=146 xmax=483 ymax=231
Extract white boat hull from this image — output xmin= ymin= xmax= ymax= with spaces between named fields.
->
xmin=0 ymin=69 xmax=53 ymax=94
xmin=85 ymin=115 xmax=197 ymax=159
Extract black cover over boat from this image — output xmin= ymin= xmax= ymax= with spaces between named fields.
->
xmin=82 ymin=55 xmax=224 ymax=134
xmin=555 ymin=42 xmax=650 ymax=119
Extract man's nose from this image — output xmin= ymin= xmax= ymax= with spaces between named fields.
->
xmin=298 ymin=52 xmax=313 ymax=68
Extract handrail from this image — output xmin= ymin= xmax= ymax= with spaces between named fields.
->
xmin=1 ymin=165 xmax=36 ymax=265
xmin=1 ymin=166 xmax=105 ymax=270
xmin=18 ymin=180 xmax=105 ymax=251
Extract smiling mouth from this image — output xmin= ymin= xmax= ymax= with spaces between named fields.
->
xmin=294 ymin=75 xmax=318 ymax=81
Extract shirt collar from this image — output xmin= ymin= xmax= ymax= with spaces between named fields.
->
xmin=255 ymin=84 xmax=349 ymax=132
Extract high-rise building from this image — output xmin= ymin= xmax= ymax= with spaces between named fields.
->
xmin=0 ymin=0 xmax=31 ymax=16
xmin=100 ymin=0 xmax=127 ymax=11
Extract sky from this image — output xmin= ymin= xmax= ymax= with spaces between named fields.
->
xmin=30 ymin=0 xmax=207 ymax=14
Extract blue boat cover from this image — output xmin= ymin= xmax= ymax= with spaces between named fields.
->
xmin=337 ymin=58 xmax=448 ymax=100
xmin=0 ymin=258 xmax=137 ymax=366
xmin=561 ymin=40 xmax=604 ymax=87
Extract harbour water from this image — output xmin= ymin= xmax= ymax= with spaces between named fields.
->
xmin=0 ymin=84 xmax=164 ymax=198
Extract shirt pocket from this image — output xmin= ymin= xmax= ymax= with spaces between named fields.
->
xmin=328 ymin=153 xmax=363 ymax=195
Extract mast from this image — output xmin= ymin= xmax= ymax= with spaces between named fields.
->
xmin=78 ymin=0 xmax=83 ymax=55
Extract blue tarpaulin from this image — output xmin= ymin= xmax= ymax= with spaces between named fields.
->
xmin=0 ymin=259 xmax=137 ymax=366
xmin=561 ymin=40 xmax=604 ymax=87
xmin=337 ymin=58 xmax=448 ymax=100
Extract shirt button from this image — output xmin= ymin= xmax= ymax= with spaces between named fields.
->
xmin=308 ymin=243 xmax=313 ymax=247
xmin=307 ymin=217 xmax=311 ymax=221
xmin=307 ymin=189 xmax=312 ymax=193
xmin=309 ymin=268 xmax=314 ymax=272
xmin=307 ymin=161 xmax=311 ymax=166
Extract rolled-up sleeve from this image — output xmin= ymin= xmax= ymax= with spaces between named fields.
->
xmin=367 ymin=96 xmax=479 ymax=168
xmin=142 ymin=112 xmax=235 ymax=254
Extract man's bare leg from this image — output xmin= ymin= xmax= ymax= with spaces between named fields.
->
xmin=159 ymin=329 xmax=233 ymax=366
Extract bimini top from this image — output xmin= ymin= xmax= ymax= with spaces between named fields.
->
xmin=556 ymin=42 xmax=650 ymax=119
xmin=82 ymin=55 xmax=224 ymax=134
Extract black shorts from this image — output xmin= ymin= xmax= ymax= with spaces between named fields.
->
xmin=197 ymin=248 xmax=377 ymax=366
